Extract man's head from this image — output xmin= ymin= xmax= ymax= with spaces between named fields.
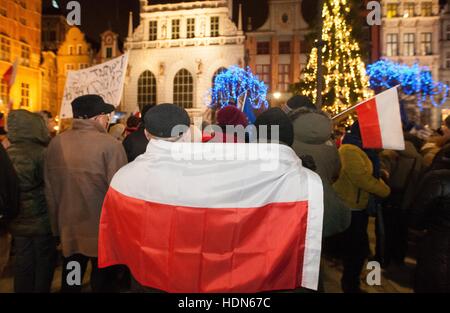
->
xmin=282 ymin=95 xmax=317 ymax=114
xmin=216 ymin=105 xmax=249 ymax=128
xmin=254 ymin=108 xmax=294 ymax=147
xmin=141 ymin=104 xmax=156 ymax=120
xmin=71 ymin=95 xmax=115 ymax=130
xmin=143 ymin=103 xmax=190 ymax=141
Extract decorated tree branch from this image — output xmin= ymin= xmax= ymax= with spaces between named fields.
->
xmin=366 ymin=59 xmax=449 ymax=109
xmin=292 ymin=0 xmax=373 ymax=119
xmin=209 ymin=66 xmax=269 ymax=123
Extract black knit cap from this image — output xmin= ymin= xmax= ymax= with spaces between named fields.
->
xmin=287 ymin=95 xmax=316 ymax=111
xmin=144 ymin=103 xmax=190 ymax=138
xmin=254 ymin=108 xmax=294 ymax=147
xmin=71 ymin=95 xmax=115 ymax=119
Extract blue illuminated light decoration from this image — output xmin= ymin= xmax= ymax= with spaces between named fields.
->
xmin=367 ymin=59 xmax=449 ymax=109
xmin=209 ymin=66 xmax=269 ymax=113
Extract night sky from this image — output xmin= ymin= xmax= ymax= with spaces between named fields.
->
xmin=43 ymin=0 xmax=280 ymax=44
xmin=45 ymin=0 xmax=450 ymax=44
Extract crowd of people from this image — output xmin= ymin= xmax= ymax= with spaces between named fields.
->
xmin=0 ymin=93 xmax=449 ymax=293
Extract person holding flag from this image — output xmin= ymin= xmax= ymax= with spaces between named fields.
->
xmin=333 ymin=121 xmax=391 ymax=293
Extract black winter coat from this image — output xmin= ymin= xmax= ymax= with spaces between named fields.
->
xmin=7 ymin=110 xmax=52 ymax=237
xmin=411 ymin=169 xmax=450 ymax=293
xmin=0 ymin=143 xmax=20 ymax=229
xmin=122 ymin=127 xmax=149 ymax=162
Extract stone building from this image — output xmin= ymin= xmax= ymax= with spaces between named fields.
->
xmin=123 ymin=0 xmax=245 ymax=116
xmin=41 ymin=2 xmax=69 ymax=52
xmin=40 ymin=51 xmax=58 ymax=114
xmin=96 ymin=30 xmax=122 ymax=64
xmin=55 ymin=27 xmax=94 ymax=113
xmin=0 ymin=0 xmax=42 ymax=112
xmin=381 ymin=0 xmax=442 ymax=127
xmin=245 ymin=0 xmax=309 ymax=106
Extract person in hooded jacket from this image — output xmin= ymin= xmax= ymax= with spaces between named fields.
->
xmin=289 ymin=106 xmax=351 ymax=239
xmin=410 ymin=146 xmax=450 ymax=293
xmin=333 ymin=121 xmax=391 ymax=293
xmin=7 ymin=110 xmax=56 ymax=293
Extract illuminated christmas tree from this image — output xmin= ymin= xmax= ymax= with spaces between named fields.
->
xmin=294 ymin=0 xmax=373 ymax=117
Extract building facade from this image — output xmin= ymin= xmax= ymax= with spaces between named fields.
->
xmin=0 ymin=0 xmax=42 ymax=112
xmin=245 ymin=0 xmax=309 ymax=106
xmin=381 ymin=0 xmax=442 ymax=128
xmin=40 ymin=50 xmax=57 ymax=115
xmin=123 ymin=0 xmax=245 ymax=115
xmin=56 ymin=27 xmax=94 ymax=113
xmin=41 ymin=6 xmax=70 ymax=52
xmin=96 ymin=30 xmax=122 ymax=64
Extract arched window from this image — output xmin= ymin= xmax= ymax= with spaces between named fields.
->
xmin=212 ymin=67 xmax=227 ymax=87
xmin=137 ymin=70 xmax=157 ymax=111
xmin=173 ymin=69 xmax=193 ymax=109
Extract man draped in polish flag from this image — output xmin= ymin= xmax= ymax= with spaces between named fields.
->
xmin=98 ymin=104 xmax=324 ymax=293
xmin=355 ymin=87 xmax=405 ymax=151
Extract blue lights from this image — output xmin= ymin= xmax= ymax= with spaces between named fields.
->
xmin=209 ymin=66 xmax=269 ymax=112
xmin=367 ymin=59 xmax=449 ymax=109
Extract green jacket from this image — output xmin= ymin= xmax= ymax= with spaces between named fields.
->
xmin=291 ymin=108 xmax=350 ymax=237
xmin=7 ymin=110 xmax=52 ymax=237
xmin=333 ymin=144 xmax=391 ymax=210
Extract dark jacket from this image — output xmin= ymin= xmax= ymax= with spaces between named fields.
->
xmin=429 ymin=144 xmax=450 ymax=172
xmin=122 ymin=127 xmax=149 ymax=162
xmin=290 ymin=108 xmax=351 ymax=237
xmin=0 ymin=144 xmax=20 ymax=230
xmin=7 ymin=110 xmax=52 ymax=237
xmin=380 ymin=140 xmax=424 ymax=210
xmin=411 ymin=169 xmax=450 ymax=293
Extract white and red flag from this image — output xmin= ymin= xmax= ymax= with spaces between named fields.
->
xmin=2 ymin=59 xmax=18 ymax=88
xmin=98 ymin=141 xmax=324 ymax=293
xmin=356 ymin=87 xmax=405 ymax=150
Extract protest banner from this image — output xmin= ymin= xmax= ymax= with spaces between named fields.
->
xmin=59 ymin=53 xmax=129 ymax=119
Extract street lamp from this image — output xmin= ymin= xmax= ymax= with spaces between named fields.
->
xmin=273 ymin=92 xmax=281 ymax=100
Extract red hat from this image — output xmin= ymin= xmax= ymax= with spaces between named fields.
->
xmin=216 ymin=105 xmax=248 ymax=127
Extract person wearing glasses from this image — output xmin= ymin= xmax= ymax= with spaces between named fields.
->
xmin=44 ymin=95 xmax=127 ymax=293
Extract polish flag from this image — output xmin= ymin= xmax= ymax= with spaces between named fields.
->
xmin=98 ymin=141 xmax=324 ymax=293
xmin=356 ymin=87 xmax=405 ymax=150
xmin=2 ymin=59 xmax=18 ymax=88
